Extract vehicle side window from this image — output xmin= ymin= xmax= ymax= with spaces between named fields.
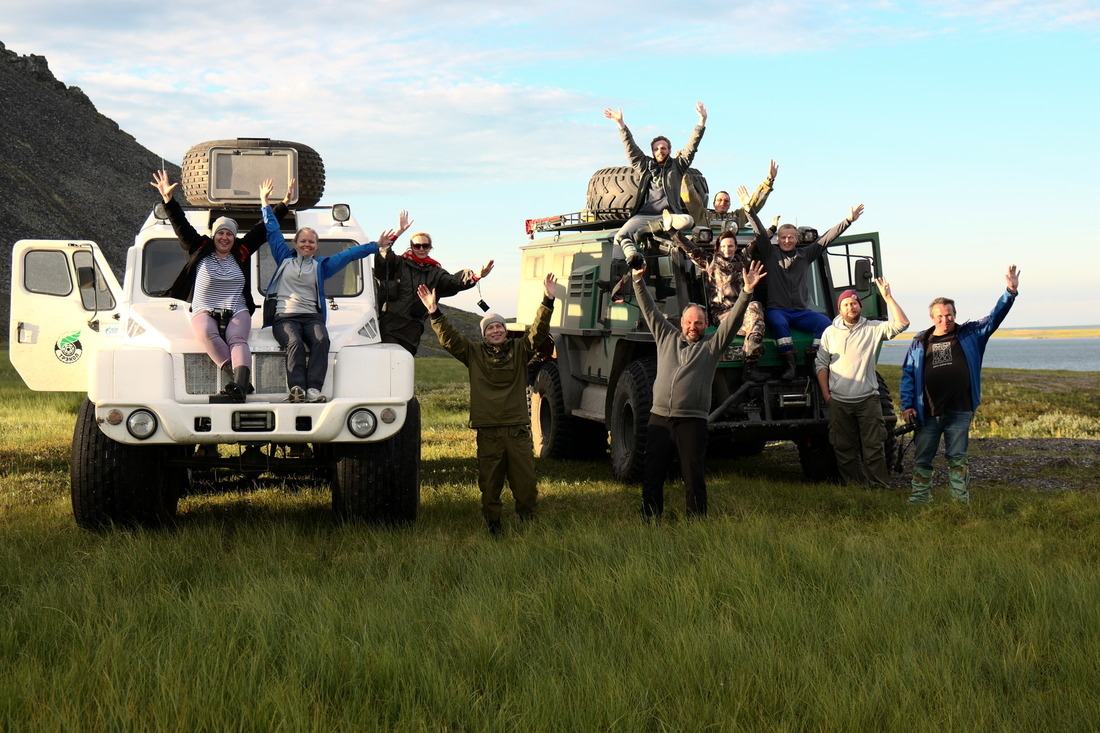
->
xmin=73 ymin=251 xmax=117 ymax=311
xmin=24 ymin=250 xmax=72 ymax=296
xmin=257 ymin=240 xmax=365 ymax=297
xmin=143 ymin=239 xmax=190 ymax=297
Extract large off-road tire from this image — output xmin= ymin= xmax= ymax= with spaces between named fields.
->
xmin=610 ymin=358 xmax=657 ymax=482
xmin=585 ymin=166 xmax=709 ymax=221
xmin=796 ymin=431 xmax=841 ymax=483
xmin=181 ymin=138 xmax=325 ymax=208
xmin=70 ymin=398 xmax=183 ymax=529
xmin=530 ymin=362 xmax=607 ymax=460
xmin=332 ymin=398 xmax=421 ymax=524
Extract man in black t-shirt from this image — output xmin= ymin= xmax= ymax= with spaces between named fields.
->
xmin=899 ymin=265 xmax=1021 ymax=503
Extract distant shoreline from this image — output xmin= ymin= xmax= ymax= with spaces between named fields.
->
xmin=991 ymin=328 xmax=1100 ymax=339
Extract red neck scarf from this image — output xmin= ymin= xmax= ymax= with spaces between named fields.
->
xmin=402 ymin=249 xmax=441 ymax=267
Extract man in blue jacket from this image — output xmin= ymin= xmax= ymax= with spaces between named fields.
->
xmin=900 ymin=265 xmax=1021 ymax=503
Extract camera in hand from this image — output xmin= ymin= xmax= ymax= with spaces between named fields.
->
xmin=893 ymin=421 xmax=918 ymax=436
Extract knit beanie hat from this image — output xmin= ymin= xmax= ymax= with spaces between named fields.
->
xmin=837 ymin=289 xmax=861 ymax=310
xmin=480 ymin=312 xmax=506 ymax=335
xmin=211 ymin=216 xmax=239 ymax=238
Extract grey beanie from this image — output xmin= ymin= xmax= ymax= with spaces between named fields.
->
xmin=480 ymin=312 xmax=506 ymax=335
xmin=211 ymin=216 xmax=239 ymax=238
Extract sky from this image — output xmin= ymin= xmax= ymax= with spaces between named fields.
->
xmin=3 ymin=0 xmax=1099 ymax=327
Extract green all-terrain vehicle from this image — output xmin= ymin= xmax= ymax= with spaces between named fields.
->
xmin=513 ymin=166 xmax=897 ymax=482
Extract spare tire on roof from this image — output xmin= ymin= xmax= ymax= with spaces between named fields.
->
xmin=181 ymin=138 xmax=325 ymax=208
xmin=585 ymin=165 xmax=709 ymax=221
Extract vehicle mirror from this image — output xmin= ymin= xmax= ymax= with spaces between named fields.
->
xmin=76 ymin=265 xmax=96 ymax=291
xmin=854 ymin=259 xmax=873 ymax=290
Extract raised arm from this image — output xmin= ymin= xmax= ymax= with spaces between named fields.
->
xmin=876 ymin=277 xmax=910 ymax=331
xmin=737 ymin=185 xmax=773 ymax=252
xmin=811 ymin=204 xmax=865 ymax=256
xmin=1005 ymin=264 xmax=1020 ymax=295
xmin=151 ymin=170 xmax=178 ymax=204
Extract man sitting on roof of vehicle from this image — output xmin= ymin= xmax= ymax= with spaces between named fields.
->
xmin=603 ymin=102 xmax=707 ymax=270
xmin=739 ymin=185 xmax=865 ymax=381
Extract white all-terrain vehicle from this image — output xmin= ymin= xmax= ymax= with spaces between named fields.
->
xmin=8 ymin=139 xmax=420 ymax=528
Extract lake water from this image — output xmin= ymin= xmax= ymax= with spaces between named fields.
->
xmin=876 ymin=337 xmax=1100 ymax=372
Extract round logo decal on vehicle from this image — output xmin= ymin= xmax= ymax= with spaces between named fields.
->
xmin=55 ymin=331 xmax=83 ymax=364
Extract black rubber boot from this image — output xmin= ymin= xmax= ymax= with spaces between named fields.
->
xmin=743 ymin=355 xmax=770 ymax=383
xmin=780 ymin=351 xmax=798 ymax=381
xmin=225 ymin=366 xmax=252 ymax=403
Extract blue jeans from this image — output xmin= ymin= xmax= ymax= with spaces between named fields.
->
xmin=909 ymin=410 xmax=973 ymax=503
xmin=764 ymin=308 xmax=831 ymax=353
xmin=913 ymin=410 xmax=973 ymax=470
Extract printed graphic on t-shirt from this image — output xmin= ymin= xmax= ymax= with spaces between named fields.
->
xmin=930 ymin=341 xmax=954 ymax=367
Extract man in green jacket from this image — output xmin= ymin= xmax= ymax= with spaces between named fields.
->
xmin=418 ymin=273 xmax=557 ymax=536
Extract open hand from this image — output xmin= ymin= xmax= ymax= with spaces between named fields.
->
xmin=151 ymin=170 xmax=177 ymax=203
xmin=543 ymin=272 xmax=557 ymax=299
xmin=416 ymin=284 xmax=438 ymax=313
xmin=742 ymin=260 xmax=767 ymax=292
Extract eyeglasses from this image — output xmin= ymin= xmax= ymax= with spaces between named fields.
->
xmin=411 ymin=242 xmax=432 ymax=250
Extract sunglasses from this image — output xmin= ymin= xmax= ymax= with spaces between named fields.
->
xmin=411 ymin=242 xmax=432 ymax=250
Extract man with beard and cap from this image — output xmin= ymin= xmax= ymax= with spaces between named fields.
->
xmin=815 ymin=279 xmax=909 ymax=487
xmin=630 ymin=257 xmax=767 ymax=520
xmin=418 ymin=273 xmax=558 ymax=537
xmin=900 ymin=265 xmax=1020 ymax=504
xmin=377 ymin=218 xmax=495 ymax=355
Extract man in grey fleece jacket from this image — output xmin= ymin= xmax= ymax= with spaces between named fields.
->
xmin=632 ymin=259 xmax=767 ymax=519
xmin=815 ymin=279 xmax=909 ymax=487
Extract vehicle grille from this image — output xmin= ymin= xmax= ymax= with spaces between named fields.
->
xmin=183 ymin=353 xmax=289 ymax=395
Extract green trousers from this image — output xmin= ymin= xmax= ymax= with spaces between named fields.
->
xmin=476 ymin=425 xmax=538 ymax=522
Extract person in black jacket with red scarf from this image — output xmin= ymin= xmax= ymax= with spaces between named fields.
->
xmin=151 ymin=170 xmax=293 ymax=400
xmin=376 ymin=219 xmax=494 ymax=355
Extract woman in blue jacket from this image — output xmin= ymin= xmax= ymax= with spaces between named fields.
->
xmin=260 ymin=187 xmax=396 ymax=402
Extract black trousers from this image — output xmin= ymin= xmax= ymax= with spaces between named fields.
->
xmin=642 ymin=415 xmax=708 ymax=517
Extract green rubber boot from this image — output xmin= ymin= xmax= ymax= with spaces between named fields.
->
xmin=908 ymin=466 xmax=934 ymax=504
xmin=948 ymin=458 xmax=970 ymax=502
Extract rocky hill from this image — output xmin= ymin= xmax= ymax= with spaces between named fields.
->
xmin=0 ymin=40 xmax=492 ymax=356
xmin=0 ymin=40 xmax=180 ymax=333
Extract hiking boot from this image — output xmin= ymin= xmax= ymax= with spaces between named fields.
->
xmin=286 ymin=386 xmax=306 ymax=403
xmin=306 ymin=388 xmax=326 ymax=403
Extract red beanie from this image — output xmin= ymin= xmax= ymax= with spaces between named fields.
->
xmin=837 ymin=289 xmax=861 ymax=310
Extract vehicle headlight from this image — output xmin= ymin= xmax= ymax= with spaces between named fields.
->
xmin=126 ymin=409 xmax=158 ymax=440
xmin=347 ymin=408 xmax=377 ymax=438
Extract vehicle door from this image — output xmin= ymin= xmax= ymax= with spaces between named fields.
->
xmin=8 ymin=240 xmax=122 ymax=391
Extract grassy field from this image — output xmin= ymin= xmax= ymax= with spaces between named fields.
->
xmin=2 ymin=354 xmax=1100 ymax=730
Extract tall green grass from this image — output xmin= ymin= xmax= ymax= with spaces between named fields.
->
xmin=2 ymin=353 xmax=1099 ymax=730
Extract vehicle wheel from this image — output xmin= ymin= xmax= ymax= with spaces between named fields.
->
xmin=877 ymin=372 xmax=899 ymax=471
xmin=333 ymin=398 xmax=421 ymax=524
xmin=585 ymin=166 xmax=709 ymax=221
xmin=70 ymin=398 xmax=182 ymax=529
xmin=530 ymin=362 xmax=607 ymax=460
xmin=796 ymin=432 xmax=840 ymax=483
xmin=181 ymin=138 xmax=325 ymax=208
xmin=610 ymin=358 xmax=656 ymax=482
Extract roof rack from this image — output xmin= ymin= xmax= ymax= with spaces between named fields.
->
xmin=525 ymin=209 xmax=632 ymax=238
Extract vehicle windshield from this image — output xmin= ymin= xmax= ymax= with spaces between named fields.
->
xmin=142 ymin=239 xmax=369 ymax=298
